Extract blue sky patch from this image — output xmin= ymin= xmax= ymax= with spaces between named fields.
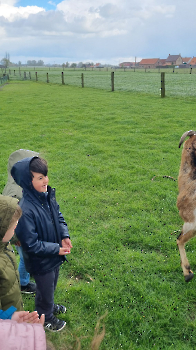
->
xmin=17 ymin=0 xmax=57 ymax=10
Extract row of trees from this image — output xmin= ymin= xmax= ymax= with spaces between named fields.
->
xmin=27 ymin=60 xmax=44 ymax=66
xmin=0 ymin=54 xmax=96 ymax=68
xmin=0 ymin=57 xmax=95 ymax=68
xmin=1 ymin=53 xmax=108 ymax=68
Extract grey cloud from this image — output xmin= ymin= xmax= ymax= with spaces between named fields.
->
xmin=98 ymin=4 xmax=120 ymax=18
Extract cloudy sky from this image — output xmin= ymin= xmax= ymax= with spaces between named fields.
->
xmin=0 ymin=0 xmax=195 ymax=65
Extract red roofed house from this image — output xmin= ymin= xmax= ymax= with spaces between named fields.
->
xmin=139 ymin=58 xmax=160 ymax=68
xmin=119 ymin=62 xmax=135 ymax=68
xmin=189 ymin=57 xmax=196 ymax=66
xmin=182 ymin=57 xmax=192 ymax=64
xmin=165 ymin=54 xmax=183 ymax=66
xmin=158 ymin=59 xmax=166 ymax=66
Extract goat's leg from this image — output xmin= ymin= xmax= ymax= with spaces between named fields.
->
xmin=177 ymin=227 xmax=196 ymax=282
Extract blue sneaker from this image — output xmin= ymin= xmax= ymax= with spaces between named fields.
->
xmin=53 ymin=304 xmax=66 ymax=315
xmin=44 ymin=315 xmax=66 ymax=332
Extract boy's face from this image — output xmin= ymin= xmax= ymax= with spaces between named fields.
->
xmin=31 ymin=172 xmax=49 ymax=193
xmin=2 ymin=220 xmax=18 ymax=242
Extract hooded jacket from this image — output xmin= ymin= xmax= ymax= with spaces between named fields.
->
xmin=3 ymin=149 xmax=39 ymax=245
xmin=0 ymin=195 xmax=23 ymax=311
xmin=11 ymin=157 xmax=70 ymax=275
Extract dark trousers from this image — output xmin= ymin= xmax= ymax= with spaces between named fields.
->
xmin=33 ymin=266 xmax=59 ymax=321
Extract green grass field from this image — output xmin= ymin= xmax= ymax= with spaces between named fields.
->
xmin=1 ymin=80 xmax=196 ymax=349
xmin=2 ymin=66 xmax=196 ymax=97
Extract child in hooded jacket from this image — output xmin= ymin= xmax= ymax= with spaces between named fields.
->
xmin=11 ymin=156 xmax=72 ymax=332
xmin=3 ymin=149 xmax=39 ymax=294
xmin=0 ymin=195 xmax=45 ymax=320
xmin=0 ymin=195 xmax=24 ymax=312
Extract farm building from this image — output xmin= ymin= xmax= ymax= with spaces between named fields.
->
xmin=139 ymin=58 xmax=160 ymax=69
xmin=189 ymin=57 xmax=196 ymax=66
xmin=165 ymin=54 xmax=183 ymax=66
xmin=158 ymin=59 xmax=166 ymax=66
xmin=119 ymin=62 xmax=136 ymax=68
xmin=182 ymin=57 xmax=192 ymax=64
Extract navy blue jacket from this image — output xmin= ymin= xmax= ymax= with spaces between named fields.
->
xmin=11 ymin=157 xmax=70 ymax=275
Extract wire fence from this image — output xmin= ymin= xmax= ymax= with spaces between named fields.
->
xmin=0 ymin=73 xmax=9 ymax=86
xmin=2 ymin=66 xmax=196 ymax=97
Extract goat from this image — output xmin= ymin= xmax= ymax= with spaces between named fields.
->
xmin=177 ymin=130 xmax=196 ymax=282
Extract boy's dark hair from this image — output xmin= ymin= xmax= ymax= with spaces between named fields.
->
xmin=30 ymin=157 xmax=48 ymax=177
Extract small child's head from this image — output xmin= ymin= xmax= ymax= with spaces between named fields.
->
xmin=0 ymin=195 xmax=22 ymax=243
xmin=30 ymin=157 xmax=49 ymax=193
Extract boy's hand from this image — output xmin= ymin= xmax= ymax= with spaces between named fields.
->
xmin=61 ymin=238 xmax=73 ymax=253
xmin=59 ymin=247 xmax=71 ymax=255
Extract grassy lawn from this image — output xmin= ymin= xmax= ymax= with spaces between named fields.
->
xmin=1 ymin=80 xmax=196 ymax=349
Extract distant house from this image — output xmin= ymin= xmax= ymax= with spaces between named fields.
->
xmin=182 ymin=57 xmax=192 ymax=64
xmin=165 ymin=54 xmax=183 ymax=66
xmin=119 ymin=62 xmax=136 ymax=68
xmin=94 ymin=63 xmax=104 ymax=68
xmin=158 ymin=59 xmax=166 ymax=66
xmin=189 ymin=57 xmax=196 ymax=66
xmin=139 ymin=58 xmax=160 ymax=69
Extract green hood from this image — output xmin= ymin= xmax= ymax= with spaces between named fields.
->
xmin=0 ymin=195 xmax=19 ymax=241
xmin=2 ymin=149 xmax=39 ymax=200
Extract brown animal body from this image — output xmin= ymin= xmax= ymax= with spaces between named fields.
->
xmin=177 ymin=130 xmax=196 ymax=281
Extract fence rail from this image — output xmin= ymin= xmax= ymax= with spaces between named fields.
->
xmin=3 ymin=67 xmax=196 ymax=97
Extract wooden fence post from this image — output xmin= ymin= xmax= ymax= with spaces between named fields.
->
xmin=190 ymin=67 xmax=192 ymax=74
xmin=14 ymin=70 xmax=15 ymax=76
xmin=81 ymin=73 xmax=84 ymax=88
xmin=111 ymin=71 xmax=114 ymax=91
xmin=47 ymin=73 xmax=49 ymax=83
xmin=62 ymin=72 xmax=64 ymax=85
xmin=161 ymin=72 xmax=165 ymax=98
xmin=29 ymin=72 xmax=31 ymax=80
xmin=24 ymin=71 xmax=26 ymax=79
xmin=35 ymin=72 xmax=38 ymax=81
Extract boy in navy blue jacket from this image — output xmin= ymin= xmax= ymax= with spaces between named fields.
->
xmin=11 ymin=156 xmax=72 ymax=332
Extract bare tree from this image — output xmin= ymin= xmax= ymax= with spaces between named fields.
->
xmin=1 ymin=52 xmax=10 ymax=68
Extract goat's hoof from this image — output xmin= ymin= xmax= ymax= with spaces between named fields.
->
xmin=185 ymin=271 xmax=194 ymax=282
